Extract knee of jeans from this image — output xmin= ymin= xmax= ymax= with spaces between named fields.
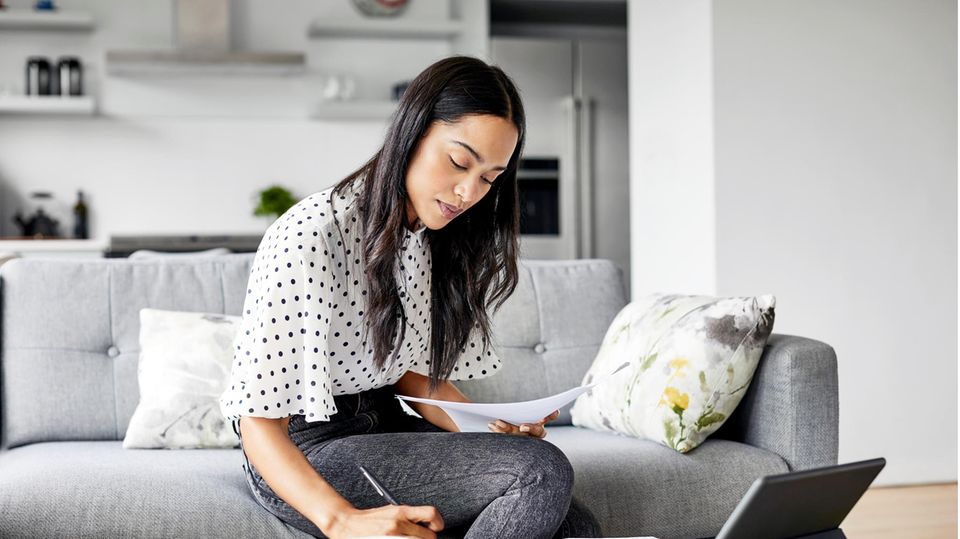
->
xmin=515 ymin=438 xmax=575 ymax=493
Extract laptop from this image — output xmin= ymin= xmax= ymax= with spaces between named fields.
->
xmin=712 ymin=457 xmax=886 ymax=539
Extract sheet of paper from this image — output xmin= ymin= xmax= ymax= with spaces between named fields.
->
xmin=396 ymin=361 xmax=630 ymax=432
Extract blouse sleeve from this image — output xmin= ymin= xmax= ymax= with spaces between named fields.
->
xmin=219 ymin=222 xmax=338 ymax=423
xmin=408 ymin=322 xmax=503 ymax=381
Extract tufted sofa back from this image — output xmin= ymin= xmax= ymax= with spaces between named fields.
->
xmin=0 ymin=255 xmax=627 ymax=449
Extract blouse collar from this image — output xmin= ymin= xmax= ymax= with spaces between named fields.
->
xmin=404 ymin=217 xmax=427 ymax=248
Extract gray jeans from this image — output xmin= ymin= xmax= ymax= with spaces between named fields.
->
xmin=231 ymin=384 xmax=602 ymax=538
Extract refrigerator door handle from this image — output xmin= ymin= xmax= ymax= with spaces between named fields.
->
xmin=577 ymin=95 xmax=596 ymax=259
xmin=562 ymin=94 xmax=580 ymax=259
xmin=563 ymin=94 xmax=595 ymax=260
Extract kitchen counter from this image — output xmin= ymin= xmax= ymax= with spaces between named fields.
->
xmin=0 ymin=238 xmax=107 ymax=265
xmin=0 ymin=238 xmax=108 ymax=253
xmin=0 ymin=234 xmax=265 ymax=261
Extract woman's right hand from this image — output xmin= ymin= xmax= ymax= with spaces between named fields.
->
xmin=322 ymin=504 xmax=445 ymax=539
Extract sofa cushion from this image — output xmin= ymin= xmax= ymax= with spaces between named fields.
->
xmin=0 ymin=256 xmax=256 ymax=449
xmin=123 ymin=308 xmax=243 ymax=449
xmin=0 ymin=441 xmax=309 ymax=538
xmin=1 ymin=256 xmax=628 ymax=450
xmin=570 ymin=293 xmax=777 ymax=453
xmin=0 ymin=428 xmax=787 ymax=539
xmin=545 ymin=425 xmax=789 ymax=539
xmin=452 ymin=259 xmax=628 ymax=425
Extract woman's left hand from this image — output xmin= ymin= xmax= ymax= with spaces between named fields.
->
xmin=487 ymin=409 xmax=560 ymax=439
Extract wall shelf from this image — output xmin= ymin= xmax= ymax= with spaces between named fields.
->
xmin=0 ymin=95 xmax=96 ymax=115
xmin=312 ymin=99 xmax=398 ymax=120
xmin=307 ymin=17 xmax=464 ymax=39
xmin=105 ymin=51 xmax=307 ymax=77
xmin=0 ymin=9 xmax=95 ymax=31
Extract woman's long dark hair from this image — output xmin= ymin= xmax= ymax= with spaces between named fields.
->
xmin=329 ymin=55 xmax=525 ymax=395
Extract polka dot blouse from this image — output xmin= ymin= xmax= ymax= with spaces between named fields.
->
xmin=219 ymin=180 xmax=502 ymax=423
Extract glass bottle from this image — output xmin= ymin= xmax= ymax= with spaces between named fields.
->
xmin=73 ymin=190 xmax=89 ymax=239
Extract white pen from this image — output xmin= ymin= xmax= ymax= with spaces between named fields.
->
xmin=359 ymin=464 xmax=400 ymax=505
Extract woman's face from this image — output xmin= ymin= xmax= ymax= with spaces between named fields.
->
xmin=404 ymin=114 xmax=519 ymax=230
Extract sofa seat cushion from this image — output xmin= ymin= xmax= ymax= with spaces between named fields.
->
xmin=546 ymin=425 xmax=789 ymax=539
xmin=0 ymin=441 xmax=310 ymax=539
xmin=0 ymin=431 xmax=788 ymax=539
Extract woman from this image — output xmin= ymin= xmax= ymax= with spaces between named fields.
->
xmin=219 ymin=55 xmax=601 ymax=539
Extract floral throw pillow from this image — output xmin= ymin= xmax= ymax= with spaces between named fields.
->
xmin=122 ymin=308 xmax=241 ymax=449
xmin=569 ymin=293 xmax=776 ymax=453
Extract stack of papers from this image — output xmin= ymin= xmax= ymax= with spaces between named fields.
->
xmin=396 ymin=362 xmax=630 ymax=432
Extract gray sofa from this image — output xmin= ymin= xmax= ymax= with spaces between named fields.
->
xmin=0 ymin=255 xmax=838 ymax=539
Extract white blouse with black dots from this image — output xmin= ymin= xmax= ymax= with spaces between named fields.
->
xmin=219 ymin=180 xmax=502 ymax=423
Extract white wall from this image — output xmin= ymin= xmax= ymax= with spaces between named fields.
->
xmin=713 ymin=0 xmax=956 ymax=486
xmin=627 ymin=0 xmax=716 ymax=298
xmin=0 ymin=118 xmax=387 ymax=236
xmin=629 ymin=0 xmax=957 ymax=486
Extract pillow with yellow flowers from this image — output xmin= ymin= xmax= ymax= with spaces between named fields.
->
xmin=569 ymin=293 xmax=776 ymax=453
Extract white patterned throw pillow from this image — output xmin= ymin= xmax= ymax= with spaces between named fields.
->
xmin=570 ymin=293 xmax=776 ymax=453
xmin=123 ymin=308 xmax=241 ymax=449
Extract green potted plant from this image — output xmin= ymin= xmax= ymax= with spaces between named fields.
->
xmin=253 ymin=185 xmax=297 ymax=226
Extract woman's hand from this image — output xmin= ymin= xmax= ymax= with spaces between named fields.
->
xmin=487 ymin=409 xmax=560 ymax=439
xmin=323 ymin=504 xmax=444 ymax=539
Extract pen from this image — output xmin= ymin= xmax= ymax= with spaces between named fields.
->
xmin=359 ymin=464 xmax=400 ymax=505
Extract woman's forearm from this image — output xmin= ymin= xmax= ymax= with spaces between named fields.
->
xmin=239 ymin=416 xmax=355 ymax=532
xmin=409 ymin=383 xmax=469 ymax=432
xmin=395 ymin=373 xmax=471 ymax=432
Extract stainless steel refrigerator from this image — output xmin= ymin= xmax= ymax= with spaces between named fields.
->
xmin=491 ymin=35 xmax=630 ymax=293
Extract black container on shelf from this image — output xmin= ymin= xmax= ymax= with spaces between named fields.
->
xmin=54 ymin=57 xmax=83 ymax=96
xmin=25 ymin=56 xmax=52 ymax=96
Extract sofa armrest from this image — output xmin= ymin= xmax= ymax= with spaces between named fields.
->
xmin=714 ymin=333 xmax=839 ymax=471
